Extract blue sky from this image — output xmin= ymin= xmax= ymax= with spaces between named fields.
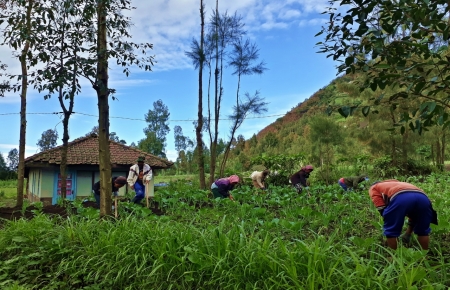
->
xmin=0 ymin=0 xmax=338 ymax=162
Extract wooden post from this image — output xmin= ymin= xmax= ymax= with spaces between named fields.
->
xmin=114 ymin=195 xmax=118 ymax=218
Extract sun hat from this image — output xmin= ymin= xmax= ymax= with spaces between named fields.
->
xmin=228 ymin=175 xmax=240 ymax=183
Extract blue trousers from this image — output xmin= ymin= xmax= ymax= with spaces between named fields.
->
xmin=383 ymin=191 xmax=432 ymax=237
xmin=132 ymin=182 xmax=146 ymax=204
xmin=338 ymin=179 xmax=348 ymax=191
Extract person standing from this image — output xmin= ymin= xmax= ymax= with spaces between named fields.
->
xmin=338 ymin=174 xmax=369 ymax=191
xmin=250 ymin=170 xmax=270 ymax=190
xmin=92 ymin=176 xmax=127 ymax=207
xmin=290 ymin=165 xmax=314 ymax=193
xmin=127 ymin=156 xmax=153 ymax=204
xmin=211 ymin=175 xmax=240 ymax=201
xmin=369 ymin=180 xmax=438 ymax=250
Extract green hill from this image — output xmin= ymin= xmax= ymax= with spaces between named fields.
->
xmin=225 ymin=73 xmax=442 ymax=181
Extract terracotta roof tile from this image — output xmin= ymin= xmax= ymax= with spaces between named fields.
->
xmin=25 ymin=134 xmax=174 ymax=169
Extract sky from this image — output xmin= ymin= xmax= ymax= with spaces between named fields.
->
xmin=0 ymin=0 xmax=339 ymax=163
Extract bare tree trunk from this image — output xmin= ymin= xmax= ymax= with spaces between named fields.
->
xmin=196 ymin=0 xmax=206 ymax=189
xmin=389 ymin=111 xmax=397 ymax=166
xmin=209 ymin=0 xmax=220 ymax=184
xmin=402 ymin=125 xmax=408 ymax=167
xmin=436 ymin=139 xmax=441 ymax=169
xmin=96 ymin=0 xmax=112 ymax=217
xmin=431 ymin=143 xmax=435 ymax=166
xmin=16 ymin=0 xmax=33 ymax=207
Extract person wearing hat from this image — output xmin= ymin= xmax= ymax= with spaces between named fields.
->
xmin=338 ymin=174 xmax=369 ymax=191
xmin=92 ymin=176 xmax=127 ymax=207
xmin=127 ymin=156 xmax=153 ymax=204
xmin=290 ymin=165 xmax=313 ymax=193
xmin=369 ymin=179 xmax=438 ymax=250
xmin=211 ymin=175 xmax=240 ymax=201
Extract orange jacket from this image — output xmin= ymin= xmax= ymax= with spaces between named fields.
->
xmin=369 ymin=179 xmax=427 ymax=211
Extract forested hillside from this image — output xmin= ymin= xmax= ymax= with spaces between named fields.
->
xmin=225 ymin=73 xmax=445 ymax=181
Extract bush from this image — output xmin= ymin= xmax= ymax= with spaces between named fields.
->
xmin=373 ymin=156 xmax=433 ymax=178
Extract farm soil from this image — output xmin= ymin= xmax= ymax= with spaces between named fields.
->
xmin=0 ymin=200 xmax=164 ymax=222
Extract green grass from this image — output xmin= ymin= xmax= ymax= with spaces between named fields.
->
xmin=0 ymin=179 xmax=20 ymax=207
xmin=154 ymin=174 xmax=210 ymax=184
xmin=1 ymin=174 xmax=450 ymax=289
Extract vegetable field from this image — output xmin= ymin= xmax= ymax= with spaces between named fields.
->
xmin=0 ymin=173 xmax=449 ymax=289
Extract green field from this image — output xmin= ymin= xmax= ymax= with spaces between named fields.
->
xmin=0 ymin=180 xmax=21 ymax=207
xmin=0 ymin=174 xmax=449 ymax=289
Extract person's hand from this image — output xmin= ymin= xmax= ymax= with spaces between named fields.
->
xmin=131 ymin=185 xmax=134 ymax=190
xmin=400 ymin=233 xmax=411 ymax=244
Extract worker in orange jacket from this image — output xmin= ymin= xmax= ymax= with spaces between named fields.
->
xmin=369 ymin=180 xmax=438 ymax=250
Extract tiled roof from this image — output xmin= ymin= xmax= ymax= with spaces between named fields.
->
xmin=24 ymin=134 xmax=174 ymax=169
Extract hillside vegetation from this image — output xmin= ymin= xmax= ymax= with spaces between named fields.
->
xmin=224 ymin=73 xmax=445 ymax=182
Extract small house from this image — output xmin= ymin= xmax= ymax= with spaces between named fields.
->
xmin=24 ymin=134 xmax=173 ymax=205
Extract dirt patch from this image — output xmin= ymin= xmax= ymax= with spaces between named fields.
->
xmin=0 ymin=200 xmax=164 ymax=222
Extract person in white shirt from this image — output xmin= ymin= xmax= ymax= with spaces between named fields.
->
xmin=127 ymin=156 xmax=153 ymax=204
xmin=250 ymin=170 xmax=270 ymax=190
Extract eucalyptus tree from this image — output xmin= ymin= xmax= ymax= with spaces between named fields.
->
xmin=140 ymin=99 xmax=170 ymax=158
xmin=77 ymin=0 xmax=154 ymax=216
xmin=7 ymin=0 xmax=153 ymax=216
xmin=0 ymin=0 xmax=48 ymax=206
xmin=7 ymin=148 xmax=19 ymax=171
xmin=318 ymin=0 xmax=450 ymax=134
xmin=36 ymin=129 xmax=59 ymax=152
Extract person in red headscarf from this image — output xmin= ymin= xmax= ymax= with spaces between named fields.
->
xmin=210 ymin=175 xmax=240 ymax=201
xmin=290 ymin=165 xmax=314 ymax=193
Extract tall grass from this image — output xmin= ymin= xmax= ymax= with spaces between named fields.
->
xmin=0 ymin=174 xmax=449 ymax=289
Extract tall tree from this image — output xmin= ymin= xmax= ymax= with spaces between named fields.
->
xmin=36 ymin=129 xmax=59 ymax=152
xmin=0 ymin=153 xmax=7 ymax=171
xmin=174 ymin=125 xmax=192 ymax=153
xmin=142 ymin=99 xmax=170 ymax=158
xmin=318 ymin=0 xmax=450 ymax=133
xmin=185 ymin=0 xmax=207 ymax=188
xmin=208 ymin=9 xmax=245 ymax=183
xmin=309 ymin=116 xmax=343 ymax=184
xmin=219 ymin=91 xmax=268 ymax=176
xmin=218 ymin=37 xmax=267 ymax=175
xmin=0 ymin=0 xmax=41 ymax=207
xmin=85 ymin=126 xmax=126 ymax=144
xmin=78 ymin=0 xmax=153 ymax=217
xmin=196 ymin=0 xmax=206 ymax=189
xmin=7 ymin=148 xmax=19 ymax=171
xmin=138 ymin=132 xmax=166 ymax=158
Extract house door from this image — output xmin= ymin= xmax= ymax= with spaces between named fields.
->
xmin=53 ymin=172 xmax=76 ymax=204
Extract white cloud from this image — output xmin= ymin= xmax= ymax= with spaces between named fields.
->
xmin=298 ymin=18 xmax=328 ymax=27
xmin=279 ymin=9 xmax=302 ymax=20
xmin=0 ymin=144 xmax=40 ymax=159
xmin=165 ymin=149 xmax=178 ymax=162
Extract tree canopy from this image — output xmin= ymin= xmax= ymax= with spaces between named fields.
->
xmin=317 ymin=0 xmax=450 ymax=134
